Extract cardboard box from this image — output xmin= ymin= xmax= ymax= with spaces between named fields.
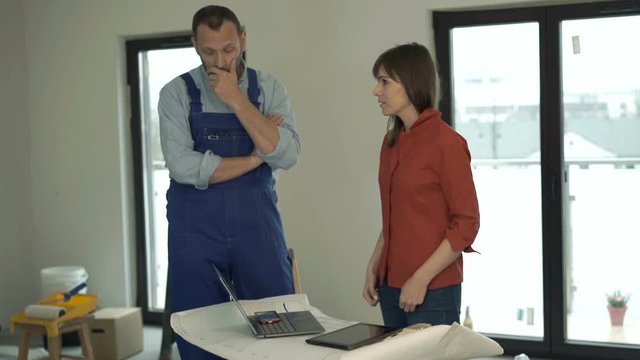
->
xmin=90 ymin=307 xmax=143 ymax=360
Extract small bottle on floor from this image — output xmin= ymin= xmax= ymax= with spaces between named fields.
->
xmin=463 ymin=305 xmax=474 ymax=329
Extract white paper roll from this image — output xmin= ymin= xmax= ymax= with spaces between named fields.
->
xmin=24 ymin=304 xmax=67 ymax=320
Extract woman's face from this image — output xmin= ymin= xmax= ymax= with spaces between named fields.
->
xmin=373 ymin=68 xmax=413 ymax=118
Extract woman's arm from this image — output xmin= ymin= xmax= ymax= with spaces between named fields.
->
xmin=363 ymin=230 xmax=385 ymax=306
xmin=399 ymin=239 xmax=461 ymax=312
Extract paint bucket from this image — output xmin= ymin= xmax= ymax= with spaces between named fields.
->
xmin=41 ymin=266 xmax=89 ymax=297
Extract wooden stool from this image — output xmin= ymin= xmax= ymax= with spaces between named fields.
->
xmin=16 ymin=315 xmax=95 ymax=360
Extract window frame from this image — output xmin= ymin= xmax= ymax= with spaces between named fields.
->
xmin=434 ymin=1 xmax=640 ymax=359
xmin=125 ymin=34 xmax=192 ymax=325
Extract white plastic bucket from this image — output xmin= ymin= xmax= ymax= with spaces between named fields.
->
xmin=41 ymin=266 xmax=89 ymax=296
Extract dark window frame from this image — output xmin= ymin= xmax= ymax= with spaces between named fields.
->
xmin=125 ymin=34 xmax=192 ymax=325
xmin=434 ymin=1 xmax=640 ymax=359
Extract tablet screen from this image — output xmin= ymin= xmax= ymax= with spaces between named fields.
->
xmin=305 ymin=323 xmax=400 ymax=350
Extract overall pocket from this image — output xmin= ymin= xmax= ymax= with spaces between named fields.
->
xmin=195 ymin=128 xmax=254 ymax=157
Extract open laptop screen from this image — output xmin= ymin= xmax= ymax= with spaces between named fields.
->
xmin=209 ymin=262 xmax=260 ymax=334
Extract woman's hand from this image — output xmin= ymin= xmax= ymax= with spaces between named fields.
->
xmin=363 ymin=231 xmax=384 ymax=307
xmin=399 ymin=276 xmax=428 ymax=312
xmin=362 ymin=269 xmax=380 ymax=306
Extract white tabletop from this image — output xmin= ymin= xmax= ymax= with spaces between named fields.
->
xmin=170 ymin=294 xmax=503 ymax=360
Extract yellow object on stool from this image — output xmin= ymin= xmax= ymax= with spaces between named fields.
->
xmin=10 ymin=292 xmax=98 ymax=360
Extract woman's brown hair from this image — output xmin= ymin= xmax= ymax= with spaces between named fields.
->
xmin=372 ymin=43 xmax=439 ymax=146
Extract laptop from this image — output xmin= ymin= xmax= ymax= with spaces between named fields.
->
xmin=210 ymin=262 xmax=325 ymax=338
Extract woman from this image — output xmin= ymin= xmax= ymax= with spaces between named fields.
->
xmin=362 ymin=43 xmax=480 ymax=328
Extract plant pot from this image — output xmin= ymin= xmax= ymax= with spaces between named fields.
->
xmin=607 ymin=305 xmax=627 ymax=326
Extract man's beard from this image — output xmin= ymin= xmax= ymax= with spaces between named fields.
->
xmin=201 ymin=54 xmax=246 ymax=81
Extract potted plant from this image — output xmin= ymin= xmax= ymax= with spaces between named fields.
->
xmin=606 ymin=290 xmax=630 ymax=326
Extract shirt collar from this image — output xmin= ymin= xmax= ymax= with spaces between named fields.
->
xmin=399 ymin=108 xmax=440 ymax=138
xmin=411 ymin=108 xmax=440 ymax=129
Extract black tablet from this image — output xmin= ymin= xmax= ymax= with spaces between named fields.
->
xmin=305 ymin=323 xmax=401 ymax=350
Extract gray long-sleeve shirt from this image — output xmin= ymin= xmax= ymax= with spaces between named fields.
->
xmin=158 ymin=65 xmax=301 ymax=190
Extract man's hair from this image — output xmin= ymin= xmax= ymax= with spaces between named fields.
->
xmin=192 ymin=5 xmax=244 ymax=37
xmin=372 ymin=43 xmax=440 ymax=147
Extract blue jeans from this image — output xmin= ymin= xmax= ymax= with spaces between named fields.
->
xmin=379 ymin=283 xmax=461 ymax=328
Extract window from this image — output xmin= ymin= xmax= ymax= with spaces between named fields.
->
xmin=561 ymin=14 xmax=640 ymax=346
xmin=451 ymin=21 xmax=544 ymax=339
xmin=126 ymin=35 xmax=200 ymax=323
xmin=434 ymin=1 xmax=640 ymax=359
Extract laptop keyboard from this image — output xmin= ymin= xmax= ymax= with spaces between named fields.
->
xmin=259 ymin=316 xmax=296 ymax=334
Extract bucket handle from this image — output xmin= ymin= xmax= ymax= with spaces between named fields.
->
xmin=64 ymin=282 xmax=87 ymax=301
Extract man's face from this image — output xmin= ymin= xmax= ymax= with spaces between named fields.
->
xmin=192 ymin=20 xmax=246 ymax=75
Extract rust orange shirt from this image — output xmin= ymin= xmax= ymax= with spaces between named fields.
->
xmin=378 ymin=108 xmax=480 ymax=289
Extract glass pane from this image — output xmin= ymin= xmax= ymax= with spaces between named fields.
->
xmin=451 ymin=23 xmax=543 ymax=338
xmin=562 ymin=15 xmax=640 ymax=346
xmin=140 ymin=48 xmax=200 ymax=311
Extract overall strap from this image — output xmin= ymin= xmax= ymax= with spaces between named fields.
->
xmin=179 ymin=72 xmax=203 ymax=113
xmin=246 ymin=67 xmax=261 ymax=109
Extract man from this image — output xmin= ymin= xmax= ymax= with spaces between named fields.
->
xmin=158 ymin=5 xmax=301 ymax=358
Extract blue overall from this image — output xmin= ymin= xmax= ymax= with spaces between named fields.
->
xmin=167 ymin=68 xmax=294 ymax=359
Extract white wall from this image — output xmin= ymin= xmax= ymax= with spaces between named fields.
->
xmin=0 ymin=0 xmax=552 ymax=331
xmin=0 ymin=0 xmax=38 ymax=333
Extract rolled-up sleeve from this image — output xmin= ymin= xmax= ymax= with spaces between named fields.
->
xmin=158 ymin=79 xmax=221 ymax=190
xmin=256 ymin=77 xmax=301 ymax=170
xmin=440 ymin=136 xmax=480 ymax=252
